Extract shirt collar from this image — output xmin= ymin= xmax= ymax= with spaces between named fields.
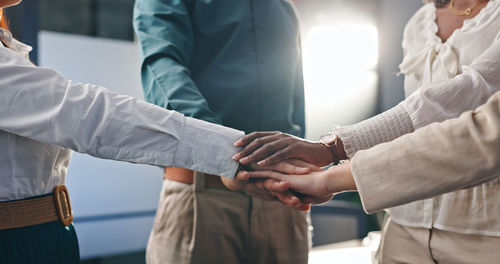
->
xmin=0 ymin=27 xmax=32 ymax=59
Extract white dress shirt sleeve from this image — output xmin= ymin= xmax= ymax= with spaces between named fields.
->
xmin=0 ymin=46 xmax=243 ymax=178
xmin=337 ymin=35 xmax=500 ymax=158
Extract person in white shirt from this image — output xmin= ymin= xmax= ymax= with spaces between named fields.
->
xmin=0 ymin=1 xmax=309 ymax=263
xmin=233 ymin=0 xmax=500 ymax=263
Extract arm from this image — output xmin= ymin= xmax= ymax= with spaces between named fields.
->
xmin=0 ymin=47 xmax=242 ymax=178
xmin=234 ymin=33 xmax=500 ymax=166
xmin=241 ymin=163 xmax=351 ymax=208
xmin=352 ymin=91 xmax=500 ymax=213
xmin=132 ymin=0 xmax=221 ymax=124
xmin=243 ymin=91 xmax=500 ymax=211
xmin=338 ymin=35 xmax=500 ymax=158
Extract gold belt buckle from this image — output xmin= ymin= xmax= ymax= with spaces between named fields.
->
xmin=53 ymin=185 xmax=73 ymax=226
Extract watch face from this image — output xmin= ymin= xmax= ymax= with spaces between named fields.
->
xmin=319 ymin=132 xmax=336 ymax=145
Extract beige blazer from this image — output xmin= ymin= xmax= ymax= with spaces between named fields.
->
xmin=352 ymin=91 xmax=500 ymax=214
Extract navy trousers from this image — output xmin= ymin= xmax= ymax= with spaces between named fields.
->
xmin=0 ymin=221 xmax=80 ymax=264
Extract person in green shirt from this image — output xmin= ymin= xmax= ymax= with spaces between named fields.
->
xmin=133 ymin=0 xmax=309 ymax=263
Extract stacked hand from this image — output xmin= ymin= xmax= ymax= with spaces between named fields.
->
xmin=232 ymin=132 xmax=337 ymax=167
xmin=223 ymin=131 xmax=357 ymax=210
xmin=220 ymin=160 xmax=318 ymax=211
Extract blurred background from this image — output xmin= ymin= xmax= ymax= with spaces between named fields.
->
xmin=5 ymin=0 xmax=422 ymax=263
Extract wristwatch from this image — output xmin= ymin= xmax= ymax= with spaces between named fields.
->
xmin=319 ymin=131 xmax=343 ymax=165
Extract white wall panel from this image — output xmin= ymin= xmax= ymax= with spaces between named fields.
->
xmin=39 ymin=31 xmax=162 ymax=259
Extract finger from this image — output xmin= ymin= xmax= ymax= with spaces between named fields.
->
xmin=257 ymin=147 xmax=293 ymax=166
xmin=254 ymin=180 xmax=266 ymax=189
xmin=283 ymin=195 xmax=303 ymax=208
xmin=235 ymin=170 xmax=251 ymax=181
xmin=221 ymin=177 xmax=244 ymax=191
xmin=298 ymin=195 xmax=314 ymax=204
xmin=253 ymin=179 xmax=289 ymax=193
xmin=253 ymin=179 xmax=280 ymax=191
xmin=271 ymin=181 xmax=291 ymax=192
xmin=295 ymin=191 xmax=331 ymax=205
xmin=270 ymin=191 xmax=307 ymax=210
xmin=233 ymin=134 xmax=284 ymax=162
xmin=270 ymin=161 xmax=310 ymax=175
xmin=270 ymin=191 xmax=293 ymax=204
xmin=247 ymin=171 xmax=284 ymax=181
xmin=289 ymin=190 xmax=316 ymax=205
xmin=270 ymin=192 xmax=311 ymax=211
xmin=239 ymin=139 xmax=290 ymax=164
xmin=269 ymin=190 xmax=302 ymax=208
xmin=287 ymin=159 xmax=323 ymax=172
xmin=233 ymin=131 xmax=280 ymax=147
xmin=262 ymin=179 xmax=290 ymax=192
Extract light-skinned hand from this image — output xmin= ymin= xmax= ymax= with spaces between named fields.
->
xmin=221 ymin=160 xmax=316 ymax=210
xmin=239 ymin=162 xmax=357 ymax=208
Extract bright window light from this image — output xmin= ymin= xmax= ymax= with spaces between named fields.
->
xmin=305 ymin=25 xmax=378 ymax=71
xmin=303 ymin=24 xmax=379 ymax=139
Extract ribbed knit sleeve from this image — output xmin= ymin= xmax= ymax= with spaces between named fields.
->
xmin=336 ymin=104 xmax=414 ymax=158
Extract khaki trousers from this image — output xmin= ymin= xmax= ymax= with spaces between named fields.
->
xmin=378 ymin=217 xmax=500 ymax=264
xmin=146 ymin=173 xmax=310 ymax=264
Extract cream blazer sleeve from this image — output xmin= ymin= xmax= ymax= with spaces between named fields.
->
xmin=351 ymin=91 xmax=500 ymax=214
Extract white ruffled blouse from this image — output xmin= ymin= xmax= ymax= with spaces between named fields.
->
xmin=340 ymin=0 xmax=500 ymax=235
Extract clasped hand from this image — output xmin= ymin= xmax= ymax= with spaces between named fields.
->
xmin=222 ymin=132 xmax=357 ymax=211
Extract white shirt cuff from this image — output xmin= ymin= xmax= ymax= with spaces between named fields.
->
xmin=173 ymin=115 xmax=244 ymax=178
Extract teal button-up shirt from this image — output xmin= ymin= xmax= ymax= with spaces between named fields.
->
xmin=133 ymin=0 xmax=305 ymax=137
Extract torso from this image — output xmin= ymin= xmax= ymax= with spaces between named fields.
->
xmin=391 ymin=0 xmax=500 ymax=236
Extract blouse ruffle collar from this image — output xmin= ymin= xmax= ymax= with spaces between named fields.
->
xmin=399 ymin=0 xmax=498 ymax=81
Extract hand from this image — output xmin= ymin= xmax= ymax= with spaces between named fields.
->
xmin=221 ymin=160 xmax=314 ymax=210
xmin=238 ymin=170 xmax=333 ymax=209
xmin=241 ymin=162 xmax=357 ymax=205
xmin=221 ymin=176 xmax=282 ymax=201
xmin=235 ymin=161 xmax=331 ymax=209
xmin=253 ymin=180 xmax=313 ymax=211
xmin=232 ymin=131 xmax=335 ymax=167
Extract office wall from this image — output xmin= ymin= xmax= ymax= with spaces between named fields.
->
xmin=376 ymin=0 xmax=423 ymax=111
xmin=38 ymin=31 xmax=162 ymax=260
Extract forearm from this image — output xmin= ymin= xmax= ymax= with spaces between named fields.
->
xmin=351 ymin=92 xmax=500 ymax=213
xmin=0 ymin=53 xmax=243 ymax=177
xmin=325 ymin=163 xmax=357 ymax=194
xmin=336 ymin=104 xmax=414 ymax=158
